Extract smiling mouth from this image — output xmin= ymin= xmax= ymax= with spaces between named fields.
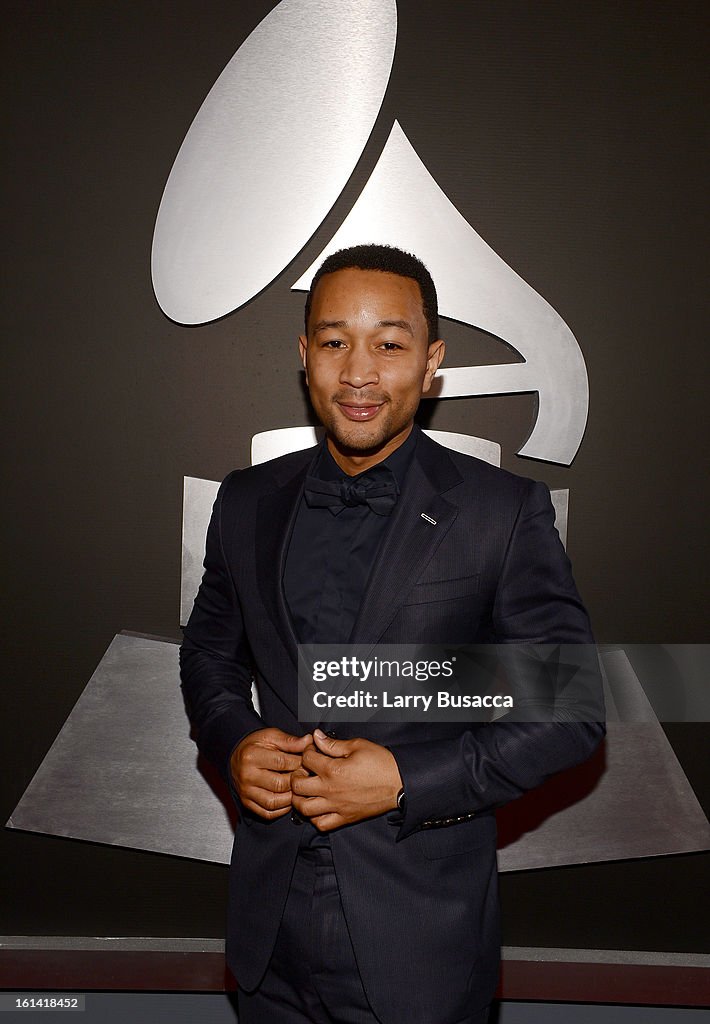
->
xmin=336 ymin=402 xmax=384 ymax=421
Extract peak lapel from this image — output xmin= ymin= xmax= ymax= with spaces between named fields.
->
xmin=349 ymin=435 xmax=462 ymax=646
xmin=255 ymin=449 xmax=317 ymax=666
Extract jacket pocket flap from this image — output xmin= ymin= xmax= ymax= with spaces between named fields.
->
xmin=404 ymin=574 xmax=480 ymax=605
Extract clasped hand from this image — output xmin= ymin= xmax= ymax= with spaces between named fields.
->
xmin=229 ymin=727 xmax=402 ymax=831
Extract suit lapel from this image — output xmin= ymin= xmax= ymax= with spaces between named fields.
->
xmin=349 ymin=432 xmax=462 ymax=645
xmin=255 ymin=448 xmax=318 ymax=667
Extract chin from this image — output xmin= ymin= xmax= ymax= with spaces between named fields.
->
xmin=319 ymin=403 xmax=414 ymax=456
xmin=330 ymin=424 xmax=388 ymax=454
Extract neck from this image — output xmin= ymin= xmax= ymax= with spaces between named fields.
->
xmin=326 ymin=423 xmax=414 ymax=476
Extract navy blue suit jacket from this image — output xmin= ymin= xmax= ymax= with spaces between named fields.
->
xmin=180 ymin=430 xmax=604 ymax=1023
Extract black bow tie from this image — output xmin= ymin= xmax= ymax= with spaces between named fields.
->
xmin=304 ymin=466 xmax=399 ymax=516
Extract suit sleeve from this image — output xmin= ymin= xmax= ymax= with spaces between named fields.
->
xmin=179 ymin=472 xmax=265 ymax=783
xmin=388 ymin=480 xmax=605 ymax=839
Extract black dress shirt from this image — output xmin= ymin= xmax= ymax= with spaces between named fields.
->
xmin=284 ymin=427 xmax=418 ymax=645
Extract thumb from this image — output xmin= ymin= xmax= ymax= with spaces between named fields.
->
xmin=313 ymin=728 xmax=349 ymax=757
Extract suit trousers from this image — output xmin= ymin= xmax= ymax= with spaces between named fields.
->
xmin=236 ymin=840 xmax=491 ymax=1024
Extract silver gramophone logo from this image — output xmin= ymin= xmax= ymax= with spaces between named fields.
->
xmin=151 ymin=0 xmax=589 ymax=469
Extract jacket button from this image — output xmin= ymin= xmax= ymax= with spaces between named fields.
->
xmin=290 ymin=810 xmax=304 ymax=825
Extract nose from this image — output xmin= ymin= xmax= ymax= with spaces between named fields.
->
xmin=339 ymin=344 xmax=379 ymax=389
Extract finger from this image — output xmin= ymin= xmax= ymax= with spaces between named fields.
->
xmin=291 ymin=794 xmax=332 ymax=818
xmin=264 ymin=729 xmax=313 ymax=753
xmin=311 ymin=813 xmax=345 ymax=832
xmin=245 ymin=784 xmax=292 ymax=810
xmin=290 ymin=772 xmax=326 ymax=797
xmin=301 ymin=746 xmax=335 ymax=774
xmin=313 ymin=728 xmax=353 ymax=757
xmin=242 ymin=747 xmax=305 ymax=772
xmin=243 ymin=786 xmax=292 ymax=815
xmin=248 ymin=768 xmax=295 ymax=794
xmin=243 ymin=801 xmax=291 ymax=821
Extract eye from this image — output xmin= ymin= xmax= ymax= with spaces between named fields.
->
xmin=322 ymin=338 xmax=345 ymax=348
xmin=380 ymin=341 xmax=403 ymax=351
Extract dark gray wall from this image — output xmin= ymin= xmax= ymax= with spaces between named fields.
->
xmin=2 ymin=1 xmax=708 ymax=950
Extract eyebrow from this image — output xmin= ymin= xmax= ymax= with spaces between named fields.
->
xmin=375 ymin=319 xmax=414 ymax=336
xmin=312 ymin=319 xmax=348 ymax=334
xmin=311 ymin=318 xmax=415 ymax=336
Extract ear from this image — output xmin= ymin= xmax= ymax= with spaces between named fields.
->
xmin=422 ymin=339 xmax=445 ymax=393
xmin=298 ymin=334 xmax=309 ymax=383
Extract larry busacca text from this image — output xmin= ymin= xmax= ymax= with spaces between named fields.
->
xmin=312 ymin=688 xmax=514 ymax=713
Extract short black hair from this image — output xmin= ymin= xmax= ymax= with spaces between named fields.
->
xmin=304 ymin=243 xmax=439 ymax=344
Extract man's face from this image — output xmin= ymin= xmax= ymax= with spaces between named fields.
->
xmin=299 ymin=268 xmax=445 ymax=471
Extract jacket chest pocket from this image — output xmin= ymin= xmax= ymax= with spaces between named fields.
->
xmin=403 ymin=573 xmax=480 ymax=606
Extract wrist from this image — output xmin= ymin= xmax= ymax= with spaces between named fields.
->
xmin=383 ymin=745 xmax=404 ymax=811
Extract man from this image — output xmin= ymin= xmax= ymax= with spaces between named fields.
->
xmin=180 ymin=244 xmax=604 ymax=1024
